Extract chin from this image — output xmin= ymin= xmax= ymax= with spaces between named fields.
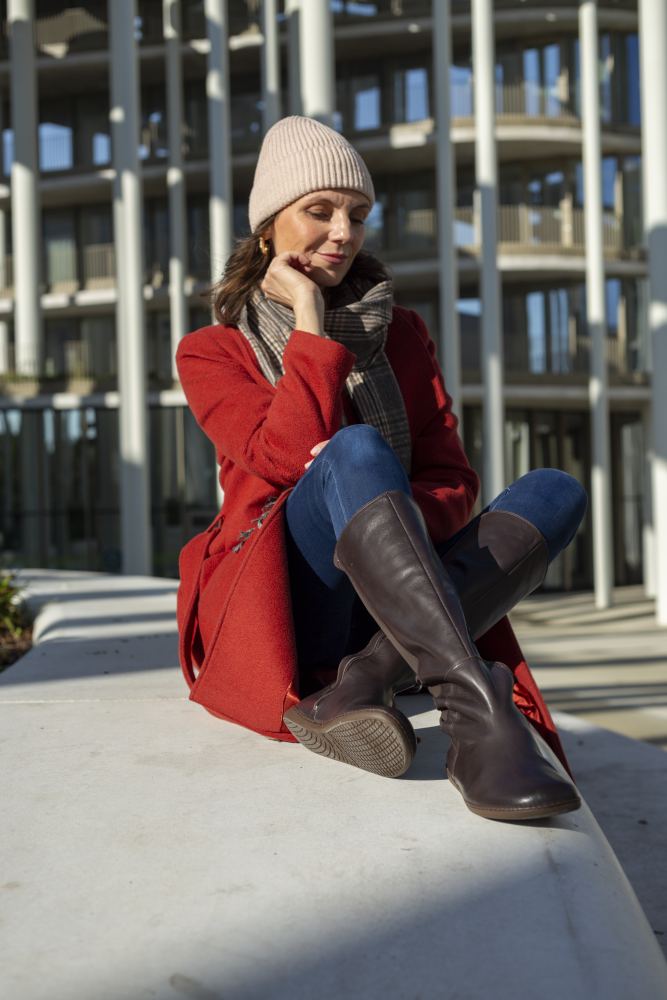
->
xmin=312 ymin=267 xmax=351 ymax=288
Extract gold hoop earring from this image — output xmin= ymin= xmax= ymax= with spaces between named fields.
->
xmin=259 ymin=236 xmax=270 ymax=256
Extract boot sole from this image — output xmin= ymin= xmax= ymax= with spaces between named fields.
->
xmin=283 ymin=704 xmax=416 ymax=778
xmin=447 ymin=771 xmax=582 ymax=821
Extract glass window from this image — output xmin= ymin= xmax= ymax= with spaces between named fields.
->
xmin=230 ymin=88 xmax=263 ymax=152
xmin=549 ymin=288 xmax=570 ymax=373
xmin=544 ymin=43 xmax=561 ymax=117
xmin=39 ymin=118 xmax=73 ymax=172
xmin=625 ymin=33 xmax=640 ymax=126
xmin=606 ymin=278 xmax=621 ymax=337
xmin=144 ymin=199 xmax=169 ymax=282
xmin=187 ymin=197 xmax=211 ymax=278
xmin=353 ymin=74 xmax=381 ymax=131
xmin=44 ymin=318 xmax=79 ymax=377
xmin=395 ymin=184 xmax=435 ymax=252
xmin=2 ymin=127 xmax=13 ymax=175
xmin=451 ymin=64 xmax=473 ymax=117
xmin=602 ymin=157 xmax=617 ymax=210
xmin=622 ymin=155 xmax=642 ymax=248
xmin=43 ymin=211 xmax=77 ymax=288
xmin=599 ymin=33 xmax=613 ymax=124
xmin=184 ymin=83 xmax=208 ymax=158
xmin=362 ymin=198 xmax=385 ymax=253
xmin=393 ymin=66 xmax=429 ymax=124
xmin=458 ymin=298 xmax=481 ymax=372
xmin=526 ymin=291 xmax=546 ymax=373
xmin=76 ymin=96 xmax=111 ymax=167
xmin=139 ymin=96 xmax=168 ymax=161
xmin=523 ymin=49 xmax=541 ymax=116
xmin=81 ymin=204 xmax=113 ymax=247
xmin=80 ymin=316 xmax=116 ymax=379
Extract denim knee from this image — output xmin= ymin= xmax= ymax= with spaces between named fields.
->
xmin=324 ymin=424 xmax=398 ymax=469
xmin=520 ymin=469 xmax=588 ymax=522
xmin=489 ymin=468 xmax=588 ymax=562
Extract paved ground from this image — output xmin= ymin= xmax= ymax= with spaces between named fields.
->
xmin=511 ymin=585 xmax=667 ymax=750
xmin=1 ymin=572 xmax=666 ymax=999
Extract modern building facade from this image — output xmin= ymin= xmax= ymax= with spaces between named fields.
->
xmin=0 ymin=0 xmax=664 ymax=618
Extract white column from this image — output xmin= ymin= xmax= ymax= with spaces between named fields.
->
xmin=472 ymin=0 xmax=504 ymax=503
xmin=433 ymin=0 xmax=462 ymax=426
xmin=163 ymin=0 xmax=188 ymax=380
xmin=109 ymin=0 xmax=152 ymax=576
xmin=205 ymin=0 xmax=233 ymax=285
xmin=261 ymin=0 xmax=282 ymax=132
xmin=639 ymin=0 xmax=667 ymax=625
xmin=580 ymin=0 xmax=614 ymax=609
xmin=298 ymin=0 xmax=334 ymax=125
xmin=8 ymin=0 xmax=41 ymax=377
xmin=0 ymin=86 xmax=8 ymax=375
xmin=285 ymin=0 xmax=302 ymax=116
xmin=642 ymin=403 xmax=656 ymax=598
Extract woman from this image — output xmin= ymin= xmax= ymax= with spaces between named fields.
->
xmin=176 ymin=115 xmax=587 ymax=822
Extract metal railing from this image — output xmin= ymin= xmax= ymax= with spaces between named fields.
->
xmin=454 ymin=203 xmax=626 ymax=254
xmin=82 ymin=244 xmax=115 ymax=288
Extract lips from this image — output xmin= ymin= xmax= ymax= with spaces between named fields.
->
xmin=317 ymin=253 xmax=347 ymax=264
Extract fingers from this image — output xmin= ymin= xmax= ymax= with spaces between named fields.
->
xmin=260 ymin=251 xmax=318 ymax=308
xmin=304 ymin=438 xmax=330 ymax=470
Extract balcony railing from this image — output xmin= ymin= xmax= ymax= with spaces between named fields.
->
xmin=0 ymin=340 xmax=116 ymax=382
xmin=455 ymin=203 xmax=625 ymax=255
xmin=82 ymin=244 xmax=116 ymax=288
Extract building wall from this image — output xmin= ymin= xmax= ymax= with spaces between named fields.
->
xmin=0 ymin=0 xmax=649 ymax=589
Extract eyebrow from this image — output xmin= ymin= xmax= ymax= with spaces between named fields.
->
xmin=303 ymin=196 xmax=370 ymax=211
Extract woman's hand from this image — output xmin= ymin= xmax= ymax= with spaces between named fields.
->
xmin=304 ymin=439 xmax=330 ymax=469
xmin=260 ymin=251 xmax=323 ymax=311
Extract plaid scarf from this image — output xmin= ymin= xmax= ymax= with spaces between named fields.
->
xmin=235 ymin=275 xmax=412 ymax=476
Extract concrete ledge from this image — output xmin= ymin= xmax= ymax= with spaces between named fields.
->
xmin=2 ymin=571 xmax=667 ymax=1000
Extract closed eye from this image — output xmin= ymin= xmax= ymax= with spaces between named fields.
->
xmin=307 ymin=210 xmax=367 ymax=225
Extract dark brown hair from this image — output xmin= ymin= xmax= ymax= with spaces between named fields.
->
xmin=204 ymin=218 xmax=391 ymax=326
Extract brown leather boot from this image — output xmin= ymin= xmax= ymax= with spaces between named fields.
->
xmin=331 ymin=489 xmax=581 ymax=821
xmin=284 ymin=630 xmax=417 ymax=777
xmin=285 ymin=508 xmax=549 ymax=779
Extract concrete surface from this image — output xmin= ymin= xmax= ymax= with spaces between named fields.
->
xmin=1 ymin=570 xmax=666 ymax=1000
xmin=511 ymin=585 xmax=667 ymax=748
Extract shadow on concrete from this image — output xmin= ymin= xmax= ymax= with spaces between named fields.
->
xmin=0 ymin=634 xmax=179 ymax=686
xmin=560 ymin=722 xmax=667 ymax=954
xmin=526 ymin=655 xmax=667 ymax=669
xmin=35 ymin=611 xmax=178 ymax=640
xmin=23 ymin=587 xmax=178 ymax=607
xmin=544 ymin=683 xmax=667 ymax=713
xmin=84 ymin=807 xmax=665 ymax=1000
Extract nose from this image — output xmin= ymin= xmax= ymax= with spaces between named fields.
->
xmin=329 ymin=211 xmax=352 ymax=243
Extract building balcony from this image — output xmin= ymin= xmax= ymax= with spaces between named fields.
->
xmin=367 ymin=202 xmax=642 ymax=261
xmin=461 ymin=334 xmax=649 ymax=386
xmin=0 ymin=244 xmax=212 ymax=300
xmin=0 ymin=1 xmax=261 ymax=60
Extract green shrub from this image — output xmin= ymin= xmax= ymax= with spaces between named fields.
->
xmin=0 ymin=573 xmax=28 ymax=638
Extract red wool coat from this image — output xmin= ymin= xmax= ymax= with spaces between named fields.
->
xmin=175 ymin=306 xmax=571 ymax=774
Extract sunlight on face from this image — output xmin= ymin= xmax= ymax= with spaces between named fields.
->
xmin=265 ymin=188 xmax=371 ymax=287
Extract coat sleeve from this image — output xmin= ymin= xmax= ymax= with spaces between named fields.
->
xmin=176 ymin=325 xmax=357 ymax=489
xmin=406 ymin=310 xmax=480 ymax=545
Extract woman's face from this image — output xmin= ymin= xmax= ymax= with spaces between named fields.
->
xmin=265 ymin=188 xmax=372 ymax=288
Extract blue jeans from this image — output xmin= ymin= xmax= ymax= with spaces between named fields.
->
xmin=285 ymin=425 xmax=587 ymax=672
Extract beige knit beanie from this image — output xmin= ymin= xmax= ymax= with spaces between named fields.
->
xmin=248 ymin=115 xmax=375 ymax=235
